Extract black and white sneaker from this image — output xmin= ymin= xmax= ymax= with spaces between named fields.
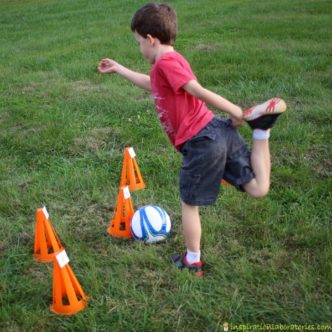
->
xmin=244 ymin=98 xmax=287 ymax=130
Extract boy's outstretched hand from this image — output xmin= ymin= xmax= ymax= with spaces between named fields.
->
xmin=98 ymin=58 xmax=120 ymax=74
xmin=97 ymin=58 xmax=151 ymax=90
xmin=230 ymin=110 xmax=243 ymax=128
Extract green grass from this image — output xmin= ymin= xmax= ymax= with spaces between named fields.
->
xmin=0 ymin=0 xmax=331 ymax=330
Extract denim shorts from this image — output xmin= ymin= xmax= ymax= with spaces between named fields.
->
xmin=179 ymin=117 xmax=254 ymax=206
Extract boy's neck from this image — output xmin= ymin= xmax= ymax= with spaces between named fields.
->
xmin=154 ymin=44 xmax=174 ymax=62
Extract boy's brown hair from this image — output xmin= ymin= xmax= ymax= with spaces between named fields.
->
xmin=131 ymin=3 xmax=177 ymax=45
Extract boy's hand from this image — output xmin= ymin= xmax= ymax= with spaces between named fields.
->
xmin=97 ymin=59 xmax=151 ymax=90
xmin=231 ymin=115 xmax=243 ymax=128
xmin=230 ymin=106 xmax=243 ymax=128
xmin=98 ymin=58 xmax=120 ymax=74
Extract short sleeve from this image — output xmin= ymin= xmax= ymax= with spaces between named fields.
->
xmin=157 ymin=57 xmax=196 ymax=93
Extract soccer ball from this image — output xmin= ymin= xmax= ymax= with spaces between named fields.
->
xmin=131 ymin=205 xmax=171 ymax=244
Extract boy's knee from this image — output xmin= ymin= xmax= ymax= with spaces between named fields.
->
xmin=249 ymin=186 xmax=269 ymax=198
xmin=244 ymin=179 xmax=270 ymax=198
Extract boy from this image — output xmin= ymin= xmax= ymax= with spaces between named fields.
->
xmin=98 ymin=3 xmax=286 ymax=277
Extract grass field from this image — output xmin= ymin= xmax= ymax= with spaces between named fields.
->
xmin=0 ymin=0 xmax=331 ymax=331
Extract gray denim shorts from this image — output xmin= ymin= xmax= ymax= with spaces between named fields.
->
xmin=179 ymin=117 xmax=254 ymax=206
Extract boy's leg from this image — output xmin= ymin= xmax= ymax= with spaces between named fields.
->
xmin=242 ymin=98 xmax=287 ymax=197
xmin=181 ymin=201 xmax=201 ymax=255
xmin=173 ymin=118 xmax=227 ymax=276
xmin=243 ymin=139 xmax=270 ymax=198
xmin=171 ymin=201 xmax=204 ymax=276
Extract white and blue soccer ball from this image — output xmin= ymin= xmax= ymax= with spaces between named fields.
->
xmin=131 ymin=205 xmax=171 ymax=244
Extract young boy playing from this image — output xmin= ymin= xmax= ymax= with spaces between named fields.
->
xmin=98 ymin=3 xmax=286 ymax=277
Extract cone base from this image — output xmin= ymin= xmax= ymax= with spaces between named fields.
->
xmin=129 ymin=183 xmax=146 ymax=191
xmin=34 ymin=253 xmax=56 ymax=263
xmin=50 ymin=300 xmax=87 ymax=316
xmin=107 ymin=226 xmax=132 ymax=239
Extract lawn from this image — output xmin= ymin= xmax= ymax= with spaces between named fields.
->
xmin=0 ymin=0 xmax=331 ymax=331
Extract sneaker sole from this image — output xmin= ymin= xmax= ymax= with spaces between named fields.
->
xmin=244 ymin=97 xmax=287 ymax=122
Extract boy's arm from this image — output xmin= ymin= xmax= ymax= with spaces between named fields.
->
xmin=182 ymin=80 xmax=243 ymax=127
xmin=98 ymin=58 xmax=151 ymax=91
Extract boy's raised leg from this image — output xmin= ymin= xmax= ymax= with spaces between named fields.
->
xmin=243 ymin=139 xmax=271 ymax=198
xmin=243 ymin=97 xmax=287 ymax=198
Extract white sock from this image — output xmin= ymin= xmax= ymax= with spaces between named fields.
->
xmin=253 ymin=129 xmax=270 ymax=140
xmin=186 ymin=249 xmax=201 ymax=264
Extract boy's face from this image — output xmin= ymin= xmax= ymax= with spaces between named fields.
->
xmin=134 ymin=31 xmax=156 ymax=64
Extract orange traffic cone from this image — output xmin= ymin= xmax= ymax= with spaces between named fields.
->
xmin=120 ymin=147 xmax=146 ymax=191
xmin=50 ymin=250 xmax=88 ymax=315
xmin=34 ymin=207 xmax=64 ymax=263
xmin=107 ymin=186 xmax=134 ymax=238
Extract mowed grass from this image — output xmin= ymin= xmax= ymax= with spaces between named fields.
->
xmin=0 ymin=0 xmax=331 ymax=330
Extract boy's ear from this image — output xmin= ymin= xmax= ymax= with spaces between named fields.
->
xmin=146 ymin=34 xmax=157 ymax=46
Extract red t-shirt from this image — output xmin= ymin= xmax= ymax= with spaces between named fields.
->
xmin=150 ymin=51 xmax=214 ymax=150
